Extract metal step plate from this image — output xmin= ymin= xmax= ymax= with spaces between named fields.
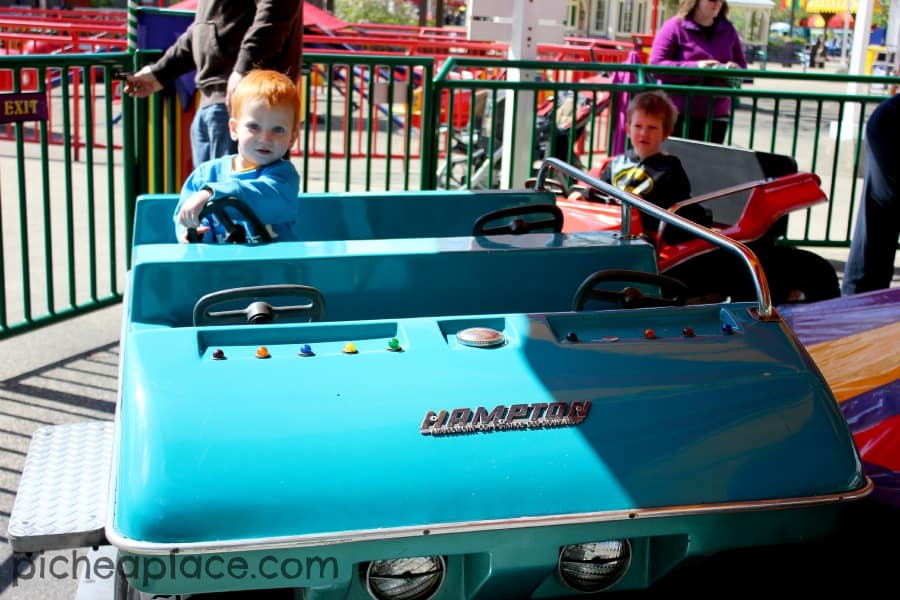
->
xmin=9 ymin=421 xmax=113 ymax=553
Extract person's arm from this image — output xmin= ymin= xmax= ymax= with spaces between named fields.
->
xmin=173 ymin=163 xmax=214 ymax=242
xmin=124 ymin=21 xmax=197 ymax=97
xmin=649 ymin=19 xmax=705 ymax=68
xmin=599 ymin=161 xmax=613 ymax=183
xmin=204 ymin=161 xmax=300 ymax=227
xmin=667 ymin=164 xmax=692 ymax=207
xmin=730 ymin=25 xmax=748 ymax=69
xmin=656 ymin=160 xmax=711 ymax=243
xmin=649 ymin=19 xmax=705 ymax=83
xmin=146 ymin=24 xmax=199 ymax=89
xmin=227 ymin=1 xmax=302 ymax=102
xmin=233 ymin=1 xmax=302 ymax=75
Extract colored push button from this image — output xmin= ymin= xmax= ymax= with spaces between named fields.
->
xmin=643 ymin=328 xmax=657 ymax=340
xmin=212 ymin=348 xmax=226 ymax=360
xmin=256 ymin=346 xmax=271 ymax=359
xmin=298 ymin=344 xmax=315 ymax=357
xmin=721 ymin=323 xmax=735 ymax=335
xmin=456 ymin=327 xmax=505 ymax=348
xmin=682 ymin=327 xmax=695 ymax=338
xmin=343 ymin=342 xmax=359 ymax=354
xmin=565 ymin=331 xmax=579 ymax=342
xmin=386 ymin=338 xmax=403 ymax=352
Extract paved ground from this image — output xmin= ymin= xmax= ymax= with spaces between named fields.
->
xmin=0 ymin=305 xmax=119 ymax=600
xmin=1 ymin=57 xmax=898 ymax=599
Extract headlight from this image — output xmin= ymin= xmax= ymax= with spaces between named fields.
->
xmin=365 ymin=555 xmax=446 ymax=600
xmin=558 ymin=540 xmax=631 ymax=592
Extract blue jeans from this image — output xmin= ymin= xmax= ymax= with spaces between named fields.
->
xmin=842 ymin=95 xmax=900 ymax=295
xmin=190 ymin=103 xmax=237 ymax=168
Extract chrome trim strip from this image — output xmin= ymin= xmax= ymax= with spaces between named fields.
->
xmin=536 ymin=157 xmax=776 ymax=320
xmin=106 ymin=478 xmax=873 ymax=556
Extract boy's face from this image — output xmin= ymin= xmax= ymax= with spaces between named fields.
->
xmin=627 ymin=108 xmax=669 ymax=160
xmin=229 ymin=98 xmax=298 ymax=169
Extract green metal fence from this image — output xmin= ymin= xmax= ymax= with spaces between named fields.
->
xmin=0 ymin=52 xmax=133 ymax=340
xmin=297 ymin=54 xmax=436 ymax=193
xmin=1 ymin=49 xmax=898 ymax=339
xmin=432 ymin=57 xmax=900 ymax=249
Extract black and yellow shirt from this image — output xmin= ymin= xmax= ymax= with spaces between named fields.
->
xmin=599 ymin=149 xmax=710 ymax=243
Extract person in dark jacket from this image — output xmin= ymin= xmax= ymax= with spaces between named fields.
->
xmin=124 ymin=1 xmax=303 ymax=168
xmin=843 ymin=93 xmax=900 ymax=294
xmin=598 ymin=91 xmax=712 ymax=243
xmin=649 ymin=0 xmax=747 ymax=143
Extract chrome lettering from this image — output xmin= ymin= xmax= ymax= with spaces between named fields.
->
xmin=421 ymin=401 xmax=591 ymax=436
xmin=447 ymin=408 xmax=471 ymax=427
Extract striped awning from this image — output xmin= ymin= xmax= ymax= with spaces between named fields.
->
xmin=803 ymin=0 xmax=881 ymax=15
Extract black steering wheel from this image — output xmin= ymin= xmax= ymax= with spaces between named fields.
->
xmin=524 ymin=177 xmax=569 ymax=195
xmin=472 ymin=204 xmax=564 ymax=236
xmin=188 ymin=196 xmax=273 ymax=244
xmin=193 ymin=284 xmax=325 ymax=326
xmin=567 ymin=184 xmax=617 ymax=204
xmin=572 ymin=269 xmax=688 ymax=311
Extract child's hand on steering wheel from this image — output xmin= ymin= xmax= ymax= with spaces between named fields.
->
xmin=177 ymin=188 xmax=214 ymax=229
xmin=179 ymin=225 xmax=210 ymax=243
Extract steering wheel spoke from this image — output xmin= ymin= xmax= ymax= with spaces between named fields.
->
xmin=524 ymin=176 xmax=569 ymax=195
xmin=572 ymin=269 xmax=687 ymax=311
xmin=190 ymin=196 xmax=273 ymax=245
xmin=473 ymin=204 xmax=564 ymax=236
xmin=193 ymin=285 xmax=325 ymax=326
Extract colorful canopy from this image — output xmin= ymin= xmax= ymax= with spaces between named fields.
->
xmin=803 ymin=0 xmax=881 ymax=16
xmin=805 ymin=0 xmax=859 ymax=14
xmin=780 ymin=288 xmax=900 ymax=507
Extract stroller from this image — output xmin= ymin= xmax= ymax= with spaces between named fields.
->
xmin=436 ymin=88 xmax=608 ymax=189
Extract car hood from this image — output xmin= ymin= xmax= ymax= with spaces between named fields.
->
xmin=110 ymin=305 xmax=865 ymax=546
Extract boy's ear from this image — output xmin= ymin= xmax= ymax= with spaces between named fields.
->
xmin=228 ymin=117 xmax=239 ymax=141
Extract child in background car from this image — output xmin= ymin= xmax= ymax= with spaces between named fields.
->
xmin=173 ymin=69 xmax=301 ymax=243
xmin=597 ymin=90 xmax=712 ymax=243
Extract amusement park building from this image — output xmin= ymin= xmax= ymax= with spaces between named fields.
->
xmin=564 ymin=0 xmax=774 ymax=47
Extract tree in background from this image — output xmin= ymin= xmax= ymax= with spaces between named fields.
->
xmin=335 ymin=0 xmax=419 ymax=25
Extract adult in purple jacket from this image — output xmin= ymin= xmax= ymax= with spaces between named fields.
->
xmin=649 ymin=0 xmax=747 ymax=143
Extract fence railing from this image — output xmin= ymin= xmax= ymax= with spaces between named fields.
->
xmin=0 ymin=52 xmax=133 ymax=340
xmin=297 ymin=53 xmax=436 ymax=193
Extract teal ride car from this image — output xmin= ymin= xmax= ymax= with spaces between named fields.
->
xmin=9 ymin=159 xmax=870 ymax=599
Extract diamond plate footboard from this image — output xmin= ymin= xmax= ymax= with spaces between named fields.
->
xmin=8 ymin=421 xmax=114 ymax=553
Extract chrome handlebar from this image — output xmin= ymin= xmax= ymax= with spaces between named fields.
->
xmin=536 ymin=157 xmax=775 ymax=320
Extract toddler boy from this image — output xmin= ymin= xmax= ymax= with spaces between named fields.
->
xmin=173 ymin=69 xmax=301 ymax=243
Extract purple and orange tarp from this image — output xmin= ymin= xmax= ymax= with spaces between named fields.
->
xmin=780 ymin=288 xmax=900 ymax=507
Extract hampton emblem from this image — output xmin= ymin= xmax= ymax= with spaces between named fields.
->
xmin=420 ymin=401 xmax=591 ymax=436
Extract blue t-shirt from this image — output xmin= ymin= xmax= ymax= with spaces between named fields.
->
xmin=173 ymin=155 xmax=300 ymax=243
